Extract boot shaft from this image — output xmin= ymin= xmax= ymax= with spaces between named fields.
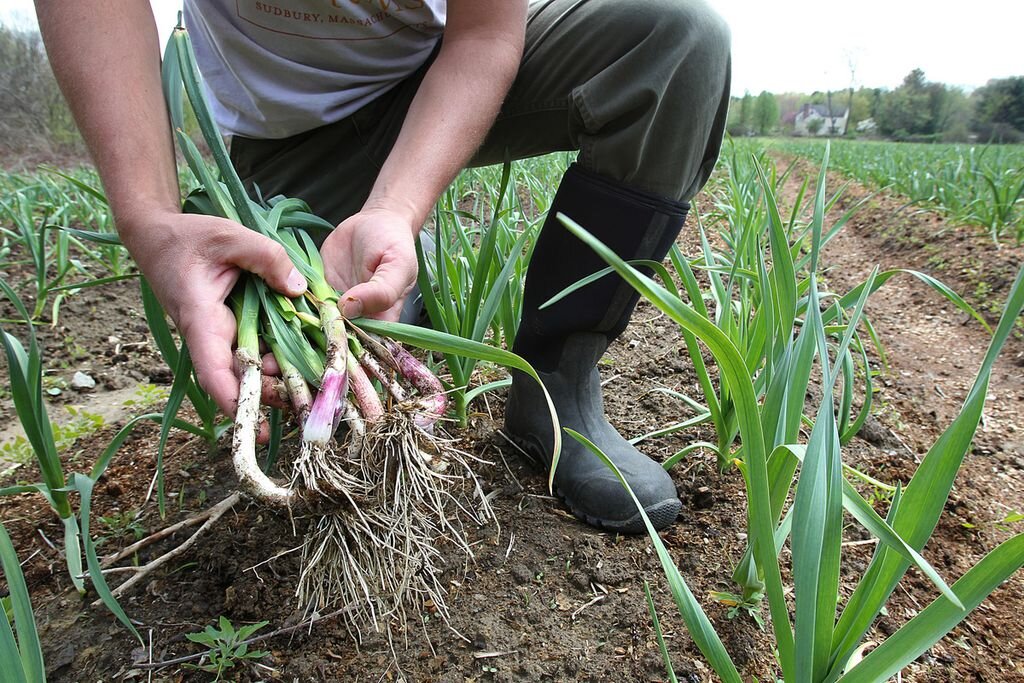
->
xmin=513 ymin=163 xmax=689 ymax=371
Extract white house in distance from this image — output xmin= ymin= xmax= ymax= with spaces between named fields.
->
xmin=794 ymin=104 xmax=849 ymax=136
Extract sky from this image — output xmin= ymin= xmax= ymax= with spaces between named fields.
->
xmin=2 ymin=0 xmax=1022 ymax=96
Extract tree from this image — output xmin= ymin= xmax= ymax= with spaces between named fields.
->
xmin=875 ymin=68 xmax=936 ymax=140
xmin=934 ymin=86 xmax=972 ymax=142
xmin=0 ymin=25 xmax=81 ymax=154
xmin=753 ymin=91 xmax=779 ymax=135
xmin=847 ymin=88 xmax=875 ymax=127
xmin=972 ymin=76 xmax=1024 ymax=142
xmin=727 ymin=91 xmax=755 ymax=137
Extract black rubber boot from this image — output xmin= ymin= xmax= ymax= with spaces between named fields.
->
xmin=506 ymin=163 xmax=689 ymax=533
xmin=399 ymin=231 xmax=436 ymax=327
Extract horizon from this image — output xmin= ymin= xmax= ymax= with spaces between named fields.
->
xmin=1 ymin=0 xmax=1021 ymax=96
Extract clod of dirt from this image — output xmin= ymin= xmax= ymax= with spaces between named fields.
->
xmin=509 ymin=563 xmax=533 ymax=585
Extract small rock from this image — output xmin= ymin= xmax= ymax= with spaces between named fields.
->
xmin=71 ymin=371 xmax=96 ymax=391
xmin=102 ymin=376 xmax=125 ymax=390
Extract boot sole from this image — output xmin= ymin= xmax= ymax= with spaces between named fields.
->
xmin=505 ymin=431 xmax=681 ymax=534
xmin=563 ymin=492 xmax=681 ymax=535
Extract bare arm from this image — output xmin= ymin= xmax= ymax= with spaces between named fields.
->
xmin=34 ymin=0 xmax=305 ymax=418
xmin=33 ymin=0 xmax=179 ymax=228
xmin=323 ymin=0 xmax=528 ymax=319
xmin=368 ymin=0 xmax=528 ymax=227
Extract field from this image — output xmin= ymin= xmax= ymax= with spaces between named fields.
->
xmin=770 ymin=138 xmax=1024 ymax=245
xmin=1 ymin=137 xmax=1023 ymax=682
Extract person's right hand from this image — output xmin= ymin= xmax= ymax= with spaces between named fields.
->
xmin=119 ymin=209 xmax=307 ymax=420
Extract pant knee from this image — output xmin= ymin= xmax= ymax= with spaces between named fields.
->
xmin=649 ymin=0 xmax=731 ymax=91
xmin=583 ymin=0 xmax=731 ymax=121
xmin=591 ymin=0 xmax=730 ymax=67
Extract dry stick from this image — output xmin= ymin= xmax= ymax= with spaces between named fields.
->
xmin=571 ymin=594 xmax=607 ymax=620
xmin=134 ymin=603 xmax=357 ymax=670
xmin=91 ymin=492 xmax=242 ymax=606
xmin=100 ymin=493 xmax=242 ymax=568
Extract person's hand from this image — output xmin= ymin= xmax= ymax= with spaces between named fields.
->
xmin=120 ymin=209 xmax=307 ymax=425
xmin=320 ymin=206 xmax=419 ymax=321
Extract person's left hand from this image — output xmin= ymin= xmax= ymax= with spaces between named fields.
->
xmin=320 ymin=206 xmax=419 ymax=321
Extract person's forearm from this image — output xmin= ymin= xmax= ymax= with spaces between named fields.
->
xmin=364 ymin=1 xmax=527 ymax=229
xmin=34 ymin=0 xmax=180 ymax=254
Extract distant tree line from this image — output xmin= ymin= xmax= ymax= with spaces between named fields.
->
xmin=0 ymin=23 xmax=83 ymax=156
xmin=727 ymin=69 xmax=1024 ymax=143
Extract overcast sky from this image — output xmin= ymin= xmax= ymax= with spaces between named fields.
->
xmin=3 ymin=0 xmax=1022 ymax=95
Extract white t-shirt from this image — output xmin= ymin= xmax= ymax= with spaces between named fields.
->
xmin=183 ymin=1 xmax=446 ymax=139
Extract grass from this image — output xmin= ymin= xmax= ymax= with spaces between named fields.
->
xmin=555 ymin=141 xmax=989 ymax=610
xmin=417 ymin=155 xmax=571 ymax=425
xmin=0 ymin=167 xmax=137 ymax=323
xmin=0 ymin=280 xmax=141 ymax=641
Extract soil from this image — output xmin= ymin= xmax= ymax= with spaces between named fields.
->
xmin=1 ymin=154 xmax=1023 ymax=683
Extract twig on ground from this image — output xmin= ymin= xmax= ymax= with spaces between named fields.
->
xmin=492 ymin=437 xmax=525 ymax=493
xmin=101 ymin=492 xmax=242 ymax=568
xmin=0 ymin=462 xmax=22 ymax=479
xmin=243 ymin=543 xmax=304 ymax=582
xmin=37 ymin=528 xmax=56 ymax=550
xmin=571 ymin=594 xmax=606 ymax=620
xmin=473 ymin=650 xmax=519 ymax=659
xmin=147 ymin=629 xmax=154 ymax=683
xmin=91 ymin=492 xmax=241 ymax=606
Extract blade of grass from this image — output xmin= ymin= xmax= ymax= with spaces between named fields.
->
xmin=791 ymin=275 xmax=843 ymax=682
xmin=567 ymin=429 xmax=742 ymax=683
xmin=830 ymin=263 xmax=1024 ymax=677
xmin=645 ymin=581 xmax=679 ymax=683
xmin=840 ymin=534 xmax=1024 ymax=683
xmin=71 ymin=473 xmax=142 ymax=642
xmin=0 ymin=524 xmax=43 ymax=682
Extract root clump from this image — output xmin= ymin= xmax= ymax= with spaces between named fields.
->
xmin=293 ymin=409 xmax=492 ymax=641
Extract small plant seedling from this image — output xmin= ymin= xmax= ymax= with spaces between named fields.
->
xmin=997 ymin=512 xmax=1024 ymax=532
xmin=0 ymin=407 xmax=106 ymax=464
xmin=42 ymin=375 xmax=67 ymax=396
xmin=184 ymin=616 xmax=270 ymax=681
xmin=121 ymin=382 xmax=171 ymax=409
xmin=96 ymin=509 xmax=145 ymax=547
xmin=709 ymin=590 xmax=766 ymax=630
xmin=964 ymin=511 xmax=1024 ymax=533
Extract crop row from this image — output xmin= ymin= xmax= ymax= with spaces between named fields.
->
xmin=771 ymin=138 xmax=1024 ymax=245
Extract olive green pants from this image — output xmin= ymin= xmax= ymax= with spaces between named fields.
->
xmin=230 ymin=0 xmax=732 ymax=225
